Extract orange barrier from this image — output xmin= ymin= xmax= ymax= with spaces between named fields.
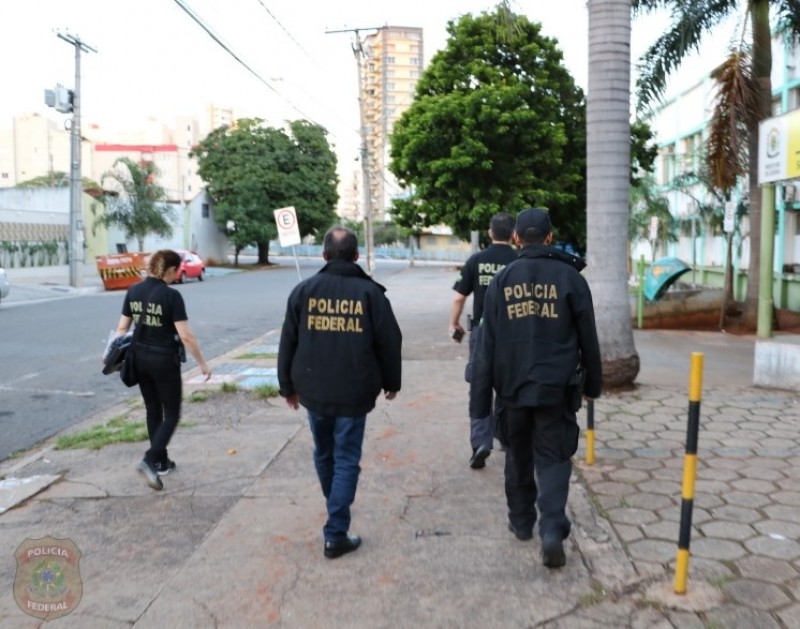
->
xmin=95 ymin=253 xmax=148 ymax=291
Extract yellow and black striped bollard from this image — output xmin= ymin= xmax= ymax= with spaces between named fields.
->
xmin=674 ymin=352 xmax=704 ymax=595
xmin=585 ymin=399 xmax=595 ymax=465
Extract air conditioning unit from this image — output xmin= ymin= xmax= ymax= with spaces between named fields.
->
xmin=785 ymin=184 xmax=798 ymax=203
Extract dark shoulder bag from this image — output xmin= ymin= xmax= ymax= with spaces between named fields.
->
xmin=120 ymin=285 xmax=161 ymax=387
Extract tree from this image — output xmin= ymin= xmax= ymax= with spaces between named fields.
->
xmin=633 ymin=0 xmax=800 ymax=329
xmin=389 ymin=5 xmax=586 ymax=248
xmin=193 ymin=118 xmax=338 ymax=265
xmin=94 ymin=157 xmax=173 ymax=252
xmin=629 ymin=174 xmax=678 ymax=262
xmin=586 ymin=0 xmax=640 ymax=388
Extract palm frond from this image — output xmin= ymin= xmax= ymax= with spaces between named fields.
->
xmin=705 ymin=50 xmax=759 ymax=192
xmin=635 ymin=0 xmax=738 ymax=109
xmin=775 ymin=0 xmax=800 ymax=36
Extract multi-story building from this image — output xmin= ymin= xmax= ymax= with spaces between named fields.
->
xmin=644 ymin=27 xmax=800 ymax=310
xmin=1 ymin=112 xmax=206 ymax=204
xmin=361 ymin=26 xmax=423 ymax=222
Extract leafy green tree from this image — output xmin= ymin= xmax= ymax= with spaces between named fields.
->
xmin=193 ymin=118 xmax=338 ymax=265
xmin=93 ymin=158 xmax=173 ymax=252
xmin=633 ymin=0 xmax=800 ymax=329
xmin=389 ymin=5 xmax=586 ymax=247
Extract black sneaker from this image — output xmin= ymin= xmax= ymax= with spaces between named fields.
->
xmin=507 ymin=521 xmax=533 ymax=542
xmin=469 ymin=445 xmax=490 ymax=469
xmin=324 ymin=534 xmax=362 ymax=559
xmin=155 ymin=459 xmax=177 ymax=476
xmin=136 ymin=459 xmax=163 ymax=490
xmin=541 ymin=533 xmax=566 ymax=568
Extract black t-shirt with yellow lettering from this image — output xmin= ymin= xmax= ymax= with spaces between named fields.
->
xmin=453 ymin=243 xmax=517 ymax=323
xmin=121 ymin=277 xmax=187 ymax=348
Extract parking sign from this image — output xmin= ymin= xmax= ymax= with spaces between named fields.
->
xmin=273 ymin=206 xmax=301 ymax=247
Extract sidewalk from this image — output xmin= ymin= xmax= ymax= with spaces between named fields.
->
xmin=0 ymin=263 xmax=104 ymax=306
xmin=1 ymin=266 xmax=799 ymax=627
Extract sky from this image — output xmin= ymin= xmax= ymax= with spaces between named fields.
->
xmin=0 ymin=0 xmax=738 ymax=172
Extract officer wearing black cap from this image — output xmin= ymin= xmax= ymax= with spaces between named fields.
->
xmin=469 ymin=208 xmax=602 ymax=568
xmin=450 ymin=212 xmax=517 ymax=470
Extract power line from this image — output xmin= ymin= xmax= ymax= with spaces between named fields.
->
xmin=251 ymin=0 xmax=317 ymax=64
xmin=173 ymin=0 xmax=320 ymax=126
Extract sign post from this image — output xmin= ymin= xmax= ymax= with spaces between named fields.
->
xmin=273 ymin=206 xmax=302 ymax=281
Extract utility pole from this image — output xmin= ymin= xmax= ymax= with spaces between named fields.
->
xmin=57 ymin=32 xmax=96 ymax=287
xmin=327 ymin=26 xmax=383 ymax=275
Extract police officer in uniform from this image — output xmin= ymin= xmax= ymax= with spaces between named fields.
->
xmin=278 ymin=226 xmax=402 ymax=559
xmin=115 ymin=249 xmax=212 ymax=491
xmin=470 ymin=208 xmax=602 ymax=568
xmin=450 ymin=212 xmax=517 ymax=469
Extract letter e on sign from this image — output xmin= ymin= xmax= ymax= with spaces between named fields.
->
xmin=273 ymin=206 xmax=301 ymax=247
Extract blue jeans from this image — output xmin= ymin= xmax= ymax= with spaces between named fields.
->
xmin=306 ymin=412 xmax=367 ymax=542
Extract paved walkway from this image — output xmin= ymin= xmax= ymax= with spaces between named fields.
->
xmin=1 ymin=263 xmax=799 ymax=627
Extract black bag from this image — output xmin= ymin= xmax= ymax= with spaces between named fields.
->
xmin=120 ymin=349 xmax=138 ymax=387
xmin=118 ymin=284 xmax=161 ymax=388
xmin=566 ymin=367 xmax=586 ymax=412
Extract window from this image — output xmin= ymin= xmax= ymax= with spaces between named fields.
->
xmin=660 ymin=145 xmax=675 ymax=185
xmin=1 ymin=173 xmax=7 ymax=179
xmin=387 ymin=82 xmax=395 ymax=90
xmin=410 ymin=57 xmax=420 ymax=66
xmin=202 ymin=203 xmax=209 ymax=218
xmin=410 ymin=70 xmax=420 ymax=78
xmin=386 ymin=56 xmax=395 ymax=64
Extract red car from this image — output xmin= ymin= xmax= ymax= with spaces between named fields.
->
xmin=174 ymin=250 xmax=205 ymax=283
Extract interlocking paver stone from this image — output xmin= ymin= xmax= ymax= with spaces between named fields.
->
xmin=698 ymin=521 xmax=756 ymax=541
xmin=722 ymin=491 xmax=772 ymax=508
xmin=753 ymin=520 xmax=800 ymax=538
xmin=735 ymin=555 xmax=799 ymax=583
xmin=711 ymin=505 xmax=762 ymax=524
xmin=723 ymin=579 xmax=792 ymax=610
xmin=772 ymin=491 xmax=800 ymax=506
xmin=626 ymin=539 xmax=675 ymax=562
xmin=607 ymin=507 xmax=660 ymax=526
xmin=704 ymin=606 xmax=782 ymax=629
xmin=744 ymin=536 xmax=800 ymax=559
xmin=690 ymin=537 xmax=747 ymax=560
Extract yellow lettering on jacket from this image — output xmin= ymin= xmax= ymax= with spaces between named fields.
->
xmin=307 ymin=315 xmax=364 ymax=333
xmin=307 ymin=298 xmax=364 ymax=315
xmin=502 ymin=283 xmax=560 ymax=320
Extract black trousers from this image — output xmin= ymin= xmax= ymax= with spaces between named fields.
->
xmin=135 ymin=348 xmax=182 ymax=465
xmin=503 ymin=402 xmax=579 ymax=540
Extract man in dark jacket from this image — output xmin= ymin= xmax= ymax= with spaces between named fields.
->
xmin=450 ymin=212 xmax=517 ymax=469
xmin=470 ymin=208 xmax=602 ymax=569
xmin=278 ymin=226 xmax=402 ymax=559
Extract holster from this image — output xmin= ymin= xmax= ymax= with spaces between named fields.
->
xmin=566 ymin=367 xmax=586 ymax=412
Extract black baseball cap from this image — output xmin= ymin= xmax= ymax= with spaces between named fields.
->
xmin=516 ymin=208 xmax=551 ymax=239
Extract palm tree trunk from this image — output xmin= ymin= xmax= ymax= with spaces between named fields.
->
xmin=586 ymin=0 xmax=640 ymax=388
xmin=742 ymin=0 xmax=773 ymax=329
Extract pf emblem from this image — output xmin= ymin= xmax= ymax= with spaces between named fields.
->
xmin=14 ymin=537 xmax=82 ymax=620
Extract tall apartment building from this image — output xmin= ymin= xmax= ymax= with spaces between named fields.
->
xmin=361 ymin=26 xmax=423 ymax=222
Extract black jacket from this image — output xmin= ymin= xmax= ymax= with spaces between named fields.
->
xmin=469 ymin=244 xmax=602 ymax=417
xmin=278 ymin=260 xmax=402 ymax=416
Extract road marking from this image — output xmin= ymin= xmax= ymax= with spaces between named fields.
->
xmin=0 ymin=385 xmax=95 ymax=398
